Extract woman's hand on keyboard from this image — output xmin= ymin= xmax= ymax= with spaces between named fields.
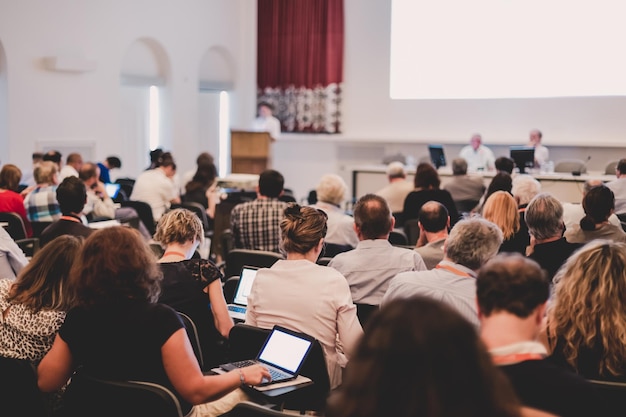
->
xmin=240 ymin=364 xmax=271 ymax=386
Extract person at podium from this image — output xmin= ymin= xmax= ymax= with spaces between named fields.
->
xmin=251 ymin=101 xmax=281 ymax=140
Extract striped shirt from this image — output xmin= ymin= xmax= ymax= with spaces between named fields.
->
xmin=230 ymin=198 xmax=288 ymax=254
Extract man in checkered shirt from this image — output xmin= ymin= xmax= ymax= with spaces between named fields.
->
xmin=230 ymin=169 xmax=289 ymax=254
xmin=23 ymin=160 xmax=62 ymax=222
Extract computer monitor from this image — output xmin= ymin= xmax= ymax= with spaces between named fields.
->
xmin=509 ymin=146 xmax=535 ymax=174
xmin=428 ymin=145 xmax=446 ymax=169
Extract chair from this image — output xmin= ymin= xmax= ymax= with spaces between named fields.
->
xmin=323 ymin=242 xmax=353 ymax=258
xmin=15 ymin=238 xmax=40 ymax=258
xmin=355 ymin=303 xmax=379 ymax=328
xmin=403 ymin=218 xmax=420 ymax=246
xmin=454 ymin=199 xmax=480 ymax=214
xmin=388 ymin=229 xmax=408 ymax=246
xmin=181 ymin=201 xmax=214 ymax=238
xmin=121 ymin=200 xmax=156 ymax=236
xmin=30 ymin=221 xmax=53 ymax=238
xmin=587 ymin=379 xmax=626 ymax=416
xmin=0 ymin=356 xmax=47 ymax=417
xmin=554 ymin=159 xmax=587 ymax=174
xmin=115 ymin=177 xmax=136 ymax=200
xmin=221 ymin=401 xmax=290 ymax=417
xmin=316 ymin=256 xmax=333 ymax=266
xmin=62 ymin=372 xmax=189 ymax=417
xmin=224 ymin=249 xmax=283 ymax=279
xmin=605 ymin=160 xmax=619 ymax=175
xmin=223 ymin=275 xmax=240 ymax=304
xmin=177 ymin=311 xmax=204 ymax=369
xmin=0 ymin=212 xmax=27 ymax=240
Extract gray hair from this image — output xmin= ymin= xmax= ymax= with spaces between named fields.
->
xmin=316 ymin=174 xmax=348 ymax=206
xmin=445 ymin=218 xmax=503 ymax=270
xmin=511 ymin=175 xmax=541 ymax=205
xmin=525 ymin=193 xmax=564 ymax=241
xmin=386 ymin=161 xmax=406 ymax=179
xmin=451 ymin=158 xmax=468 ymax=176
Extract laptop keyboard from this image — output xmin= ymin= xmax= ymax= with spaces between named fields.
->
xmin=229 ymin=360 xmax=256 ymax=368
xmin=227 ymin=360 xmax=290 ymax=381
xmin=228 ymin=306 xmax=246 ymax=313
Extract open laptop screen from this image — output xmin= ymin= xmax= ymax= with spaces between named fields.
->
xmin=232 ymin=266 xmax=259 ymax=306
xmin=257 ymin=326 xmax=314 ymax=374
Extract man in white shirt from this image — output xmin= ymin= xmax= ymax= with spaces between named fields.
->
xmin=374 ymin=161 xmax=414 ymax=213
xmin=58 ymin=153 xmax=83 ymax=182
xmin=459 ymin=134 xmax=495 ymax=172
xmin=605 ymin=158 xmax=626 ymax=215
xmin=528 ymin=128 xmax=550 ymax=168
xmin=130 ymin=152 xmax=181 ymax=222
xmin=251 ymin=101 xmax=281 ymax=140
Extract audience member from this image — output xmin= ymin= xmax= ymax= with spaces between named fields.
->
xmin=327 ymin=296 xmax=538 ymax=417
xmin=495 ymin=156 xmax=515 ymax=174
xmin=23 ymin=161 xmax=61 ymax=222
xmin=230 ymin=169 xmax=289 ymax=253
xmin=525 ymin=193 xmax=582 ymax=280
xmin=402 ymin=162 xmax=459 ymax=227
xmin=459 ymin=133 xmax=496 ymax=172
xmin=540 ymin=240 xmax=626 ymax=383
xmin=0 ymin=164 xmax=33 ymax=237
xmin=528 ymin=129 xmax=549 ymax=168
xmin=130 ymin=151 xmax=181 ymax=222
xmin=511 ymin=174 xmax=541 ymax=242
xmin=181 ymin=152 xmax=215 ymax=192
xmin=482 ymin=191 xmax=529 ymax=254
xmin=154 ymin=208 xmax=232 ymax=368
xmin=58 ymin=152 xmax=83 ymax=182
xmin=564 ymin=184 xmax=626 ymax=244
xmin=42 ymin=150 xmax=62 ymax=170
xmin=605 ymin=158 xmax=626 ymax=215
xmin=0 ymin=235 xmax=81 ymax=363
xmin=37 ymin=227 xmax=270 ymax=416
xmin=563 ymin=179 xmax=621 ymax=232
xmin=328 ymin=194 xmax=426 ymax=313
xmin=414 ymin=201 xmax=449 ymax=269
xmin=183 ymin=152 xmax=219 ymax=220
xmin=312 ymin=174 xmax=359 ymax=248
xmin=97 ymin=156 xmax=121 ymax=184
xmin=147 ymin=148 xmax=164 ymax=170
xmin=443 ymin=157 xmax=486 ymax=213
xmin=20 ymin=151 xmax=44 ymax=187
xmin=383 ymin=217 xmax=503 ymax=328
xmin=39 ymin=176 xmax=94 ymax=246
xmin=246 ymin=204 xmax=363 ymax=388
xmin=251 ymin=101 xmax=281 ymax=140
xmin=373 ymin=161 xmax=414 ymax=213
xmin=0 ymin=227 xmax=28 ymax=280
xmin=477 ymin=253 xmax=602 ymax=417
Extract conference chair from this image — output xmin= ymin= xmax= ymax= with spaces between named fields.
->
xmin=0 ymin=356 xmax=46 ymax=417
xmin=388 ymin=228 xmax=408 ymax=246
xmin=355 ymin=303 xmax=379 ymax=328
xmin=223 ymin=249 xmax=283 ymax=279
xmin=177 ymin=311 xmax=204 ymax=370
xmin=121 ymin=200 xmax=156 ymax=236
xmin=316 ymin=256 xmax=333 ymax=266
xmin=30 ymin=221 xmax=53 ymax=238
xmin=0 ymin=212 xmax=27 ymax=240
xmin=223 ymin=275 xmax=240 ymax=304
xmin=221 ymin=401 xmax=290 ymax=417
xmin=605 ymin=160 xmax=619 ymax=175
xmin=554 ymin=159 xmax=587 ymax=174
xmin=15 ymin=238 xmax=40 ymax=258
xmin=62 ymin=373 xmax=189 ymax=417
xmin=587 ymin=379 xmax=626 ymax=417
xmin=403 ymin=218 xmax=420 ymax=246
xmin=115 ymin=177 xmax=136 ymax=200
xmin=323 ymin=242 xmax=353 ymax=258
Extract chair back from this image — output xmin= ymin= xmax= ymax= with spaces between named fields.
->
xmin=224 ymin=249 xmax=283 ymax=279
xmin=15 ymin=238 xmax=40 ymax=258
xmin=177 ymin=311 xmax=204 ymax=369
xmin=316 ymin=256 xmax=333 ymax=266
xmin=554 ymin=159 xmax=587 ymax=174
xmin=455 ymin=199 xmax=480 ymax=214
xmin=355 ymin=303 xmax=379 ymax=328
xmin=30 ymin=221 xmax=53 ymax=238
xmin=0 ymin=212 xmax=27 ymax=240
xmin=62 ymin=372 xmax=188 ymax=417
xmin=323 ymin=243 xmax=353 ymax=258
xmin=181 ymin=201 xmax=213 ymax=236
xmin=403 ymin=218 xmax=420 ymax=246
xmin=115 ymin=177 xmax=136 ymax=199
xmin=223 ymin=275 xmax=240 ymax=304
xmin=221 ymin=401 xmax=291 ymax=416
xmin=0 ymin=356 xmax=47 ymax=417
xmin=121 ymin=200 xmax=156 ymax=236
xmin=388 ymin=229 xmax=408 ymax=246
xmin=588 ymin=379 xmax=626 ymax=416
xmin=605 ymin=160 xmax=619 ymax=175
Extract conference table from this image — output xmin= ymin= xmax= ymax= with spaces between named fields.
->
xmin=350 ymin=165 xmax=616 ymax=204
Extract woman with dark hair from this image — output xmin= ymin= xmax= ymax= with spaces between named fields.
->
xmin=245 ymin=204 xmax=363 ymax=388
xmin=327 ymin=297 xmax=546 ymax=417
xmin=564 ymin=184 xmax=626 ymax=243
xmin=0 ymin=164 xmax=33 ymax=237
xmin=475 ymin=172 xmax=514 ymax=214
xmin=402 ymin=162 xmax=459 ymax=226
xmin=38 ymin=227 xmax=269 ymax=416
xmin=183 ymin=153 xmax=219 ymax=220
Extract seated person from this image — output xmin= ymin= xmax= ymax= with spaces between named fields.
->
xmin=0 ymin=227 xmax=29 ymax=280
xmin=414 ymin=201 xmax=449 ymax=269
xmin=373 ymin=162 xmax=414 ymax=214
xmin=23 ymin=161 xmax=61 ymax=223
xmin=311 ymin=174 xmax=359 ymax=248
xmin=443 ymin=157 xmax=485 ymax=213
xmin=459 ymin=133 xmax=495 ymax=172
xmin=482 ymin=191 xmax=529 ymax=254
xmin=0 ymin=164 xmax=33 ymax=237
xmin=246 ymin=204 xmax=363 ymax=388
xmin=563 ymin=179 xmax=621 ymax=232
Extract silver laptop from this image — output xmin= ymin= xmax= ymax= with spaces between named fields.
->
xmin=226 ymin=266 xmax=259 ymax=321
xmin=219 ymin=325 xmax=314 ymax=385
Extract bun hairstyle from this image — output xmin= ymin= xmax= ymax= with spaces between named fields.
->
xmin=280 ymin=204 xmax=328 ymax=255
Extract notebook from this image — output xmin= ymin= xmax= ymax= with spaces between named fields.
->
xmin=219 ymin=325 xmax=314 ymax=386
xmin=104 ymin=183 xmax=121 ymax=199
xmin=226 ymin=266 xmax=259 ymax=321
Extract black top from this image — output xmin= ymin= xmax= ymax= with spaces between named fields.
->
xmin=60 ymin=301 xmax=191 ymax=414
xmin=528 ymin=237 xmax=582 ymax=280
xmin=500 ymin=359 xmax=605 ymax=417
xmin=402 ymin=189 xmax=460 ymax=227
xmin=499 ymin=229 xmax=530 ymax=255
xmin=158 ymin=258 xmax=226 ymax=368
xmin=39 ymin=218 xmax=94 ymax=247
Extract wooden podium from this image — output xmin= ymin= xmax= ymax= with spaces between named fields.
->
xmin=230 ymin=130 xmax=273 ymax=174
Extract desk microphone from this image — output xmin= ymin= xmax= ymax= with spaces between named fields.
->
xmin=572 ymin=156 xmax=591 ymax=176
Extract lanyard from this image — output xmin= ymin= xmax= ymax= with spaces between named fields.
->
xmin=60 ymin=215 xmax=81 ymax=223
xmin=492 ymin=352 xmax=545 ymax=365
xmin=435 ymin=263 xmax=472 ymax=278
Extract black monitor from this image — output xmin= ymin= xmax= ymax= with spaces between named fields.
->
xmin=509 ymin=146 xmax=535 ymax=174
xmin=428 ymin=145 xmax=446 ymax=169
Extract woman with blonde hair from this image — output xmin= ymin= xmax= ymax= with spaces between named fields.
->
xmin=482 ymin=191 xmax=529 ymax=254
xmin=541 ymin=240 xmax=626 ymax=382
xmin=154 ymin=208 xmax=232 ymax=368
xmin=246 ymin=203 xmax=363 ymax=388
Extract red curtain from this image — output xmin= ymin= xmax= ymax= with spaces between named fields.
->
xmin=257 ymin=0 xmax=344 ymax=133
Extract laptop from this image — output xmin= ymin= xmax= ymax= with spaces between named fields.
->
xmin=104 ymin=183 xmax=121 ymax=199
xmin=220 ymin=325 xmax=315 ymax=385
xmin=226 ymin=266 xmax=259 ymax=321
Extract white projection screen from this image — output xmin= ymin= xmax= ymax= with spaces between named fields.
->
xmin=390 ymin=0 xmax=626 ymax=100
